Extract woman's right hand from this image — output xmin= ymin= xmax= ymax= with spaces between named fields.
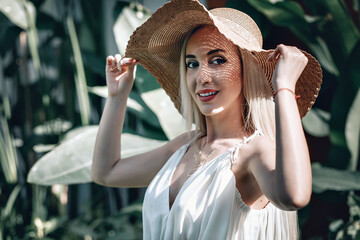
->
xmin=106 ymin=54 xmax=138 ymax=98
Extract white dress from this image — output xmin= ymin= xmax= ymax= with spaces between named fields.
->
xmin=142 ymin=132 xmax=298 ymax=240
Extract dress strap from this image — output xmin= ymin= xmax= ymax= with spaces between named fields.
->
xmin=230 ymin=130 xmax=261 ymax=165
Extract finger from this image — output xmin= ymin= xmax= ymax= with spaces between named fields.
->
xmin=106 ymin=54 xmax=121 ymax=72
xmin=268 ymin=44 xmax=287 ymax=62
xmin=118 ymin=58 xmax=138 ymax=71
xmin=267 ymin=50 xmax=280 ymax=62
xmin=126 ymin=61 xmax=138 ymax=76
xmin=114 ymin=54 xmax=122 ymax=65
xmin=106 ymin=56 xmax=115 ymax=66
xmin=120 ymin=57 xmax=132 ymax=65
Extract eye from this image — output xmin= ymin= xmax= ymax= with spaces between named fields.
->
xmin=186 ymin=60 xmax=199 ymax=69
xmin=211 ymin=57 xmax=227 ymax=65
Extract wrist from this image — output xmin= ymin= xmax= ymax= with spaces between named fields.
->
xmin=272 ymin=76 xmax=296 ymax=90
xmin=273 ymin=82 xmax=295 ymax=93
xmin=273 ymin=88 xmax=300 ymax=100
xmin=106 ymin=95 xmax=128 ymax=107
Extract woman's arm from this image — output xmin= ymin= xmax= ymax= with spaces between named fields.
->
xmin=92 ymin=55 xmax=188 ymax=188
xmin=249 ymin=44 xmax=312 ymax=210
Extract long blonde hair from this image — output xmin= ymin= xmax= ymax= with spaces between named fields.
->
xmin=179 ymin=28 xmax=275 ymax=140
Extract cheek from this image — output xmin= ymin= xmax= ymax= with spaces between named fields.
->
xmin=186 ymin=73 xmax=197 ymax=97
xmin=218 ymin=64 xmax=242 ymax=88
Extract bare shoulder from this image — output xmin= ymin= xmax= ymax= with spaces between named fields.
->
xmin=252 ymin=134 xmax=274 ymax=153
xmin=166 ymin=130 xmax=196 ymax=153
xmin=247 ymin=134 xmax=276 ymax=169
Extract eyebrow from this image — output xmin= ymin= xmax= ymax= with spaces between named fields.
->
xmin=207 ymin=49 xmax=224 ymax=55
xmin=185 ymin=49 xmax=225 ymax=59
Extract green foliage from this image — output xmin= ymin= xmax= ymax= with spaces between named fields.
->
xmin=329 ymin=192 xmax=360 ymax=240
xmin=63 ymin=202 xmax=143 ymax=240
xmin=0 ymin=0 xmax=157 ymax=239
xmin=312 ymin=163 xmax=360 ymax=193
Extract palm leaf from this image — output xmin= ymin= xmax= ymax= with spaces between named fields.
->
xmin=27 ymin=126 xmax=166 ymax=185
xmin=312 ymin=163 xmax=360 ymax=193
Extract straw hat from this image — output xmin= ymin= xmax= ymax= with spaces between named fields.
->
xmin=125 ymin=0 xmax=322 ymax=118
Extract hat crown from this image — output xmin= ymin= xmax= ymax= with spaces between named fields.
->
xmin=210 ymin=8 xmax=263 ymax=50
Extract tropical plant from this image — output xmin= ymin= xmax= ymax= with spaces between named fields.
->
xmin=1 ymin=0 xmax=360 ymax=239
xmin=0 ymin=0 xmax=171 ymax=239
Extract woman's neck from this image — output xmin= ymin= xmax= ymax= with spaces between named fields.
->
xmin=204 ymin=106 xmax=248 ymax=142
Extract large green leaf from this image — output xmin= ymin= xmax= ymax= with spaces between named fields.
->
xmin=27 ymin=126 xmax=166 ymax=185
xmin=320 ymin=0 xmax=360 ymax=67
xmin=345 ymin=88 xmax=360 ymax=171
xmin=113 ymin=4 xmax=151 ymax=56
xmin=140 ymin=88 xmax=188 ymax=140
xmin=247 ymin=0 xmax=307 ymax=26
xmin=0 ymin=0 xmax=29 ymax=29
xmin=246 ymin=0 xmax=339 ymax=75
xmin=312 ymin=163 xmax=360 ymax=194
xmin=134 ymin=65 xmax=188 ymax=140
xmin=328 ymin=40 xmax=360 ymax=169
xmin=302 ymin=0 xmax=360 ymax=71
xmin=302 ymin=108 xmax=330 ymax=137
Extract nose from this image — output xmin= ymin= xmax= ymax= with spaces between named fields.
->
xmin=197 ymin=66 xmax=212 ymax=85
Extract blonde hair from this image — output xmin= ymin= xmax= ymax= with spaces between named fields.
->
xmin=240 ymin=49 xmax=275 ymax=139
xmin=180 ymin=32 xmax=206 ymax=137
xmin=179 ymin=30 xmax=275 ymax=140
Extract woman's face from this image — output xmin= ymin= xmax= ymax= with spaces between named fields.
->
xmin=185 ymin=26 xmax=243 ymax=117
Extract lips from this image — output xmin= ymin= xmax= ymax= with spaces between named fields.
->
xmin=197 ymin=89 xmax=219 ymax=102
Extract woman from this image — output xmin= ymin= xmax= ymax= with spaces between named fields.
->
xmin=92 ymin=0 xmax=322 ymax=239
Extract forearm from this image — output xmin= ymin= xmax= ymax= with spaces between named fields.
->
xmin=92 ymin=96 xmax=128 ymax=184
xmin=274 ymin=91 xmax=312 ymax=209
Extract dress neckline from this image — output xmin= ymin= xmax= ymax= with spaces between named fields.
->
xmin=167 ymin=130 xmax=260 ymax=211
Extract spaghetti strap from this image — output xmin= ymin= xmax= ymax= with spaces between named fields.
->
xmin=230 ymin=130 xmax=261 ymax=165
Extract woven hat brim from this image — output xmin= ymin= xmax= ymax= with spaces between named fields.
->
xmin=125 ymin=0 xmax=322 ymax=118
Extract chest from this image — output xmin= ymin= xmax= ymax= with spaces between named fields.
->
xmin=168 ymin=144 xmax=249 ymax=209
xmin=168 ymin=148 xmax=200 ymax=209
xmin=142 ymin=147 xmax=241 ymax=239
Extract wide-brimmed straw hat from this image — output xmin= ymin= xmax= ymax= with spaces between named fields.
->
xmin=125 ymin=0 xmax=322 ymax=118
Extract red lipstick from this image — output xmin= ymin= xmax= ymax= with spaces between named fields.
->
xmin=197 ymin=89 xmax=219 ymax=102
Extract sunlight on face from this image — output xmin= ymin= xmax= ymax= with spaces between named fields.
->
xmin=185 ymin=25 xmax=243 ymax=117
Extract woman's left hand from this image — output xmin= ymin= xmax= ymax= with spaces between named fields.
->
xmin=268 ymin=44 xmax=308 ymax=91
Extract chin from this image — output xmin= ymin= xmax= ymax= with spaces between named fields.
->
xmin=200 ymin=106 xmax=224 ymax=116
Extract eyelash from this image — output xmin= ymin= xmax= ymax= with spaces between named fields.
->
xmin=186 ymin=57 xmax=227 ymax=69
xmin=186 ymin=61 xmax=198 ymax=68
xmin=212 ymin=57 xmax=227 ymax=65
